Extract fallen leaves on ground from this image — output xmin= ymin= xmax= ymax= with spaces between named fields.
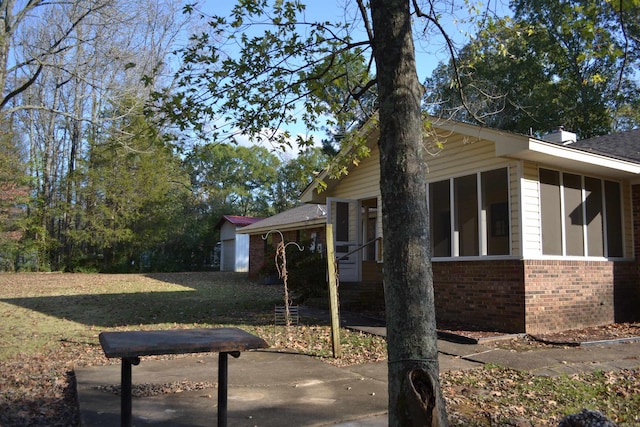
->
xmin=96 ymin=380 xmax=217 ymax=397
xmin=3 ymin=326 xmax=640 ymax=426
xmin=442 ymin=367 xmax=640 ymax=426
xmin=2 ymin=272 xmax=640 ymax=426
xmin=532 ymin=323 xmax=640 ymax=344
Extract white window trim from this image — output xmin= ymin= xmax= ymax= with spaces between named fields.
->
xmin=428 ymin=165 xmax=512 ymax=260
xmin=539 ymin=167 xmax=625 ymax=259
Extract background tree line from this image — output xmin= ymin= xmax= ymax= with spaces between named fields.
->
xmin=424 ymin=0 xmax=639 ymax=139
xmin=1 ymin=0 xmax=638 ymax=276
xmin=0 ymin=0 xmax=330 ymax=272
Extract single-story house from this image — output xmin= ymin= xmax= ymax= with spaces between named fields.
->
xmin=297 ymin=119 xmax=640 ymax=334
xmin=215 ymin=215 xmax=264 ymax=272
xmin=237 ymin=204 xmax=327 ymax=276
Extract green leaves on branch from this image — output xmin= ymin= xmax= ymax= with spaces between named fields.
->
xmin=425 ymin=0 xmax=640 ymax=138
xmin=158 ymin=1 xmax=375 ymax=150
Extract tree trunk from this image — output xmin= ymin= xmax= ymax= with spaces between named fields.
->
xmin=370 ymin=1 xmax=448 ymax=425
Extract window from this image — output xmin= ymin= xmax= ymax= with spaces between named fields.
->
xmin=605 ymin=181 xmax=623 ymax=257
xmin=483 ymin=169 xmax=510 ymax=255
xmin=540 ymin=169 xmax=562 ymax=254
xmin=563 ymin=173 xmax=584 ymax=256
xmin=455 ymin=174 xmax=479 ymax=256
xmin=429 ymin=180 xmax=451 ymax=257
xmin=539 ymin=168 xmax=623 ymax=257
xmin=335 ymin=201 xmax=350 ymax=253
xmin=336 ymin=202 xmax=350 ymax=242
xmin=429 ymin=167 xmax=510 ymax=257
xmin=585 ymin=177 xmax=603 ymax=257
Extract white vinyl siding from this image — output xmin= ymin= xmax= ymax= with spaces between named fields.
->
xmin=509 ymin=164 xmax=521 ymax=256
xmin=521 ymin=161 xmax=543 ymax=257
xmin=425 ymin=134 xmax=503 ymax=179
xmin=330 ymin=145 xmax=380 ymax=200
xmin=219 ymin=222 xmax=237 ymax=240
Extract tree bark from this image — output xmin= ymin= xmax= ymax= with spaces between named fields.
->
xmin=369 ymin=1 xmax=448 ymax=425
xmin=0 ymin=0 xmax=43 ymax=113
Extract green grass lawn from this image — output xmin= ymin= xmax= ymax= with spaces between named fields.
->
xmin=1 ymin=272 xmax=638 ymax=426
xmin=0 ymin=272 xmax=282 ymax=360
xmin=0 ymin=271 xmax=386 ymax=363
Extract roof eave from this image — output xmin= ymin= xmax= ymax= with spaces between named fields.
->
xmin=237 ymin=218 xmax=326 ymax=235
xmin=496 ymin=138 xmax=640 ymax=178
xmin=300 ymin=120 xmax=380 ymax=203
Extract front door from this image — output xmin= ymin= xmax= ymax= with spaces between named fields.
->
xmin=327 ymin=198 xmax=361 ymax=282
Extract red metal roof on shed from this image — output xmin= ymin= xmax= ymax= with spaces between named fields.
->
xmin=214 ymin=215 xmax=264 ymax=229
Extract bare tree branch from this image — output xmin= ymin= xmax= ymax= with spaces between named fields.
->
xmin=413 ymin=0 xmax=483 ymax=124
xmin=1 ymin=0 xmax=110 ymax=111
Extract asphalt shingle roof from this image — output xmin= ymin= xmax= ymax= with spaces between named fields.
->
xmin=238 ymin=204 xmax=326 ymax=234
xmin=570 ymin=128 xmax=640 ymax=163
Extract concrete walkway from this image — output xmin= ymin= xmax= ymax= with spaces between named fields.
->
xmin=76 ymin=311 xmax=640 ymax=426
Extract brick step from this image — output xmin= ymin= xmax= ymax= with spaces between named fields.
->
xmin=339 ymin=281 xmax=384 ymax=310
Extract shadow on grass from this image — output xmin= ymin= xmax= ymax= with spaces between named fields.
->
xmin=0 ymin=272 xmax=284 ymax=328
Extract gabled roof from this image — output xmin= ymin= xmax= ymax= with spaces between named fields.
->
xmin=214 ymin=215 xmax=264 ymax=230
xmin=237 ymin=204 xmax=326 ymax=235
xmin=568 ymin=128 xmax=640 ymax=163
xmin=300 ymin=118 xmax=640 ymax=204
xmin=420 ymin=119 xmax=640 ymax=177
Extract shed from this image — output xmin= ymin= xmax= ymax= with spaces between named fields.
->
xmin=215 ymin=215 xmax=264 ymax=272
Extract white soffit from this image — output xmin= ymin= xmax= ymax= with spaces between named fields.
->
xmin=495 ymin=138 xmax=640 ymax=178
xmin=237 ymin=219 xmax=325 ymax=235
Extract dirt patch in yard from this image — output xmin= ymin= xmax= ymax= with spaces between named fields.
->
xmin=530 ymin=322 xmax=640 ymax=345
xmin=434 ymin=322 xmax=640 ymax=353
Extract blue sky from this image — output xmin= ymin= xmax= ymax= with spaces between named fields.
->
xmin=296 ymin=0 xmax=512 ymax=81
xmin=194 ymin=1 xmax=512 ymax=156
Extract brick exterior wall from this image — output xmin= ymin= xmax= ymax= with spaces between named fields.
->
xmin=524 ymin=260 xmax=618 ymax=334
xmin=432 ymin=259 xmax=638 ymax=335
xmin=432 ymin=260 xmax=526 ymax=333
xmin=613 ymin=261 xmax=638 ymax=323
xmin=248 ymin=234 xmax=266 ymax=278
xmin=247 ymin=226 xmax=326 ymax=278
xmin=520 ymin=184 xmax=640 ymax=332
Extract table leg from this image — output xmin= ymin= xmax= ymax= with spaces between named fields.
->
xmin=217 ymin=351 xmax=240 ymax=427
xmin=121 ymin=357 xmax=140 ymax=427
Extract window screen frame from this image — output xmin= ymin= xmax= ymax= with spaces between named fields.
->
xmin=428 ymin=166 xmax=511 ymax=259
xmin=539 ymin=167 xmax=624 ymax=258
